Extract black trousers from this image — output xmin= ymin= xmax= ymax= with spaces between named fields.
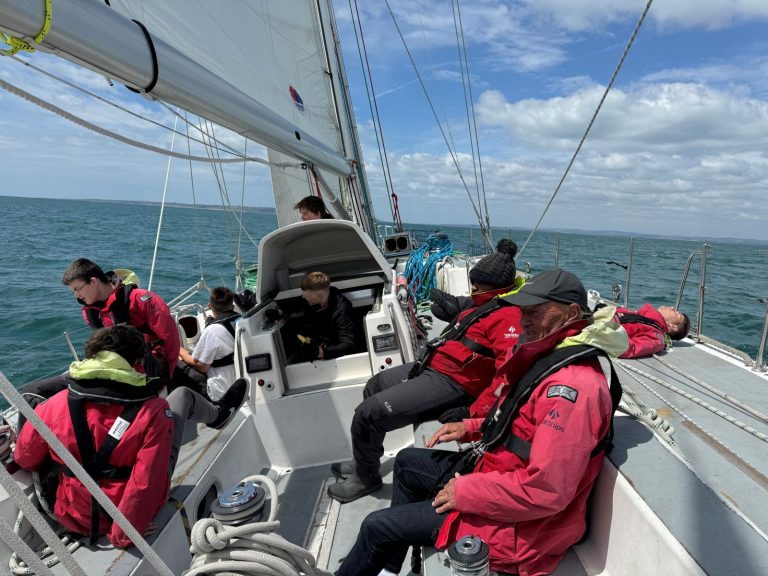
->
xmin=336 ymin=446 xmax=462 ymax=576
xmin=350 ymin=362 xmax=472 ymax=483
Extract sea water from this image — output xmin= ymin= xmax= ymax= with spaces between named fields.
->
xmin=1 ymin=195 xmax=767 ymax=394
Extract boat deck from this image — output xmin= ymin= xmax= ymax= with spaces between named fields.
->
xmin=606 ymin=339 xmax=768 ymax=575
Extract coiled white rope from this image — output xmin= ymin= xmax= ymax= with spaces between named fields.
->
xmin=186 ymin=475 xmax=332 ymax=576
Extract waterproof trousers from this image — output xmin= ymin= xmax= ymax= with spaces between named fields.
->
xmin=336 ymin=447 xmax=461 ymax=576
xmin=351 ymin=363 xmax=472 ymax=483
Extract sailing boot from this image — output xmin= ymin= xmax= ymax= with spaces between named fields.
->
xmin=327 ymin=472 xmax=383 ymax=503
xmin=330 ymin=460 xmax=355 ymax=478
xmin=208 ymin=379 xmax=248 ymax=430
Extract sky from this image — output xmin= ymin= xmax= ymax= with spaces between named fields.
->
xmin=1 ymin=0 xmax=768 ymax=240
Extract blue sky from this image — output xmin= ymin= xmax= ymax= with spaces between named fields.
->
xmin=2 ymin=0 xmax=768 ymax=240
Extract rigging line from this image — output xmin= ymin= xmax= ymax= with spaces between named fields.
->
xmin=148 ymin=110 xmax=179 ymax=292
xmin=201 ymin=119 xmax=242 ymax=245
xmin=0 ymin=76 xmax=296 ymax=166
xmin=456 ymin=0 xmax=491 ymax=238
xmin=236 ymin=138 xmax=248 ymax=291
xmin=651 ymin=354 xmax=768 ymax=425
xmin=10 ymin=55 xmax=254 ymax=161
xmin=350 ymin=0 xmax=400 ymax=230
xmin=617 ymin=360 xmax=768 ymax=444
xmin=185 ymin=110 xmax=206 ymax=282
xmin=451 ymin=0 xmax=483 ymax=222
xmin=198 ymin=119 xmax=261 ymax=251
xmin=382 ymin=0 xmax=488 ymax=237
xmin=517 ymin=0 xmax=655 ymax=258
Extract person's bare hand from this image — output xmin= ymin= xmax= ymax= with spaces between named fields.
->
xmin=432 ymin=474 xmax=459 ymax=513
xmin=143 ymin=522 xmax=159 ymax=537
xmin=426 ymin=422 xmax=466 ymax=448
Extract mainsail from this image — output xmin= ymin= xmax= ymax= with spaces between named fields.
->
xmin=0 ymin=0 xmax=377 ymax=232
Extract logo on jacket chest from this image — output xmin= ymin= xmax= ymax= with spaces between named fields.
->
xmin=504 ymin=325 xmax=518 ymax=339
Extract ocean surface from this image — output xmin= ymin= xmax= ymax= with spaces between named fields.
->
xmin=2 ymin=195 xmax=767 ymax=399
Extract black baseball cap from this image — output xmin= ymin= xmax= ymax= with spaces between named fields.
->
xmin=500 ymin=269 xmax=591 ymax=313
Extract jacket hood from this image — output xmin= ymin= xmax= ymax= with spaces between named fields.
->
xmin=559 ymin=304 xmax=629 ymax=358
xmin=471 ymin=276 xmax=525 ymax=306
xmin=109 ymin=268 xmax=141 ymax=288
xmin=69 ymin=351 xmax=147 ymax=387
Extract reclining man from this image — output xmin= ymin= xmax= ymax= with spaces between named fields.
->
xmin=333 ymin=269 xmax=626 ymax=576
xmin=328 ymin=239 xmax=523 ymax=503
xmin=14 ymin=325 xmax=245 ymax=548
xmin=614 ymin=303 xmax=689 ymax=358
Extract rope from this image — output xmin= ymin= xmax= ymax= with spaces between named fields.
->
xmin=0 ymin=0 xmax=52 ymax=56
xmin=652 ymin=354 xmax=768 ymax=425
xmin=185 ymin=475 xmax=332 ymax=576
xmin=517 ymin=0 xmax=655 ymax=258
xmin=382 ymin=0 xmax=491 ymax=249
xmin=617 ymin=360 xmax=768 ymax=444
xmin=403 ymin=233 xmax=453 ymax=304
xmin=9 ymin=492 xmax=82 ymax=575
xmin=0 ymin=76 xmax=291 ymax=165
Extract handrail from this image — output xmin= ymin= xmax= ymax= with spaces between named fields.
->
xmin=754 ymin=298 xmax=768 ymax=372
xmin=675 ymin=244 xmax=709 ymax=340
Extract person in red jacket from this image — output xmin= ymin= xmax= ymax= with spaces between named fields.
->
xmin=14 ymin=324 xmax=174 ymax=548
xmin=333 ymin=269 xmax=624 ymax=576
xmin=328 ymin=239 xmax=523 ymax=503
xmin=21 ymin=258 xmax=180 ymax=401
xmin=616 ymin=303 xmax=689 ymax=358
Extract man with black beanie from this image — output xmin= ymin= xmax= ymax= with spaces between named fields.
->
xmin=328 ymin=239 xmax=524 ymax=503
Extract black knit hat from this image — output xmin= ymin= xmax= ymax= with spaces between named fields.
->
xmin=469 ymin=239 xmax=518 ymax=289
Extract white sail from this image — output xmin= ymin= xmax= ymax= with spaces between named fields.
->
xmin=106 ymin=0 xmax=371 ymax=229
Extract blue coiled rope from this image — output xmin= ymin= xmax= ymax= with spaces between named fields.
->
xmin=404 ymin=233 xmax=453 ymax=303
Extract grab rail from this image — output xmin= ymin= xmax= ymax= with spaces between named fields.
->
xmin=754 ymin=298 xmax=768 ymax=372
xmin=675 ymin=244 xmax=710 ymax=340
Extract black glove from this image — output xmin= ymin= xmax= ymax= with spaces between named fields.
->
xmin=234 ymin=289 xmax=258 ymax=312
xmin=299 ymin=340 xmax=320 ymax=361
xmin=429 ymin=289 xmax=473 ymax=323
xmin=438 ymin=405 xmax=470 ymax=423
xmin=265 ymin=308 xmax=282 ymax=322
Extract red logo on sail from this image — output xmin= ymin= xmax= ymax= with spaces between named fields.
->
xmin=289 ymin=86 xmax=305 ymax=112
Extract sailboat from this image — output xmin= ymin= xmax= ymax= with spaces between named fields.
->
xmin=1 ymin=1 xmax=768 ymax=575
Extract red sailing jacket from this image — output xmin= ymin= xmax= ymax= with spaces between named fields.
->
xmin=617 ymin=304 xmax=668 ymax=359
xmin=81 ymin=275 xmax=180 ymax=377
xmin=435 ymin=322 xmax=615 ymax=576
xmin=427 ymin=288 xmax=522 ymax=398
xmin=15 ymin=389 xmax=174 ymax=548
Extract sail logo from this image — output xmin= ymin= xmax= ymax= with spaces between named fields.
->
xmin=289 ymin=86 xmax=305 ymax=112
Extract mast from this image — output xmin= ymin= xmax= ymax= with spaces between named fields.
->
xmin=0 ymin=0 xmax=351 ymax=176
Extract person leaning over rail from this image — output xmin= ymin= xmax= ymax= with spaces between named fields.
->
xmin=295 ymin=195 xmax=333 ymax=220
xmin=328 ymin=239 xmax=523 ymax=504
xmin=21 ymin=258 xmax=180 ymax=404
xmin=333 ymin=269 xmax=627 ymax=576
xmin=612 ymin=303 xmax=689 ymax=358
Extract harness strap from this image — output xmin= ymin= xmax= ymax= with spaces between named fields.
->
xmin=459 ymin=336 xmax=494 ymax=358
xmin=210 ymin=352 xmax=235 ymax=368
xmin=66 ymin=396 xmax=142 ymax=544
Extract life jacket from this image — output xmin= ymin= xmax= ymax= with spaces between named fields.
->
xmin=410 ymin=298 xmax=502 ymax=378
xmin=616 ymin=311 xmax=664 ymax=332
xmin=64 ymin=394 xmax=141 ymax=544
xmin=472 ymin=344 xmax=622 ymax=467
xmin=206 ymin=311 xmax=240 ymax=368
xmin=61 ymin=357 xmax=157 ymax=544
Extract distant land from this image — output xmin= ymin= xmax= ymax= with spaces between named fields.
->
xmin=7 ymin=195 xmax=768 ymax=246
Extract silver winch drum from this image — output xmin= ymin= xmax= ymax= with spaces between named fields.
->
xmin=447 ymin=535 xmax=490 ymax=576
xmin=210 ymin=480 xmax=267 ymax=525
